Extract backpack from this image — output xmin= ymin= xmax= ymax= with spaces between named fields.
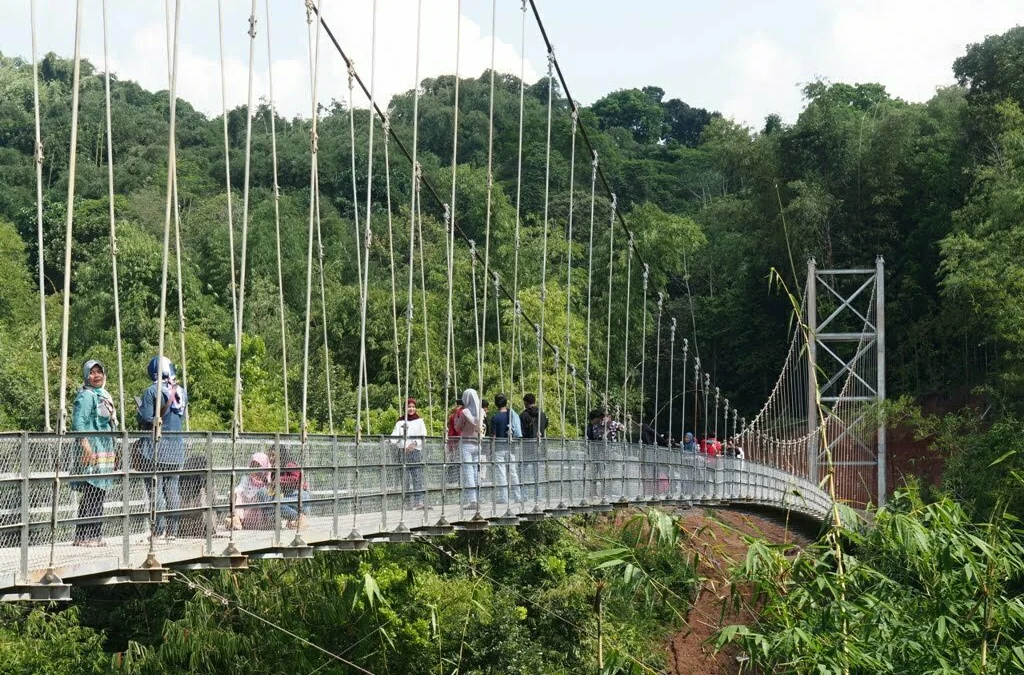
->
xmin=137 ymin=387 xmax=174 ymax=432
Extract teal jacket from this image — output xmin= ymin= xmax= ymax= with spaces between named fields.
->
xmin=71 ymin=387 xmax=117 ymax=490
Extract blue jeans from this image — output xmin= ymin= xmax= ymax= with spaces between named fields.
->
xmin=461 ymin=442 xmax=480 ymax=504
xmin=280 ymin=490 xmax=312 ymax=521
xmin=147 ymin=463 xmax=181 ymax=537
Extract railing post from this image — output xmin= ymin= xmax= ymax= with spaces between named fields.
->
xmin=273 ymin=436 xmax=282 ymax=546
xmin=121 ymin=430 xmax=131 ymax=567
xmin=807 ymin=258 xmax=819 ymax=484
xmin=19 ymin=433 xmax=30 ymax=584
xmin=876 ymin=255 xmax=887 ymax=507
xmin=331 ymin=434 xmax=340 ymax=539
xmin=204 ymin=432 xmax=213 ymax=556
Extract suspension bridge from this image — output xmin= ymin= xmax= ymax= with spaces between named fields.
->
xmin=0 ymin=0 xmax=885 ymax=601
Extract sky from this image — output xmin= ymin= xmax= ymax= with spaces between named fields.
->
xmin=2 ymin=0 xmax=1021 ymax=129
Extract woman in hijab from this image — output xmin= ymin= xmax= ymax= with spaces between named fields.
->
xmin=453 ymin=388 xmax=482 ymax=509
xmin=229 ymin=451 xmax=271 ymax=529
xmin=71 ymin=360 xmax=118 ymax=546
xmin=390 ymin=398 xmax=428 ymax=509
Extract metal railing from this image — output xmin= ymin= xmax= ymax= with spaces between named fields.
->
xmin=0 ymin=431 xmax=832 ymax=599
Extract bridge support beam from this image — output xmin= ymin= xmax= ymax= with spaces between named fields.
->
xmin=875 ymin=256 xmax=887 ymax=507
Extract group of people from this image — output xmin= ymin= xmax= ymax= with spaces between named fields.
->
xmin=70 ymin=356 xmax=188 ymax=547
xmin=430 ymin=390 xmax=546 ymax=509
xmin=231 ymin=452 xmax=311 ymax=531
xmin=70 ymin=359 xmax=743 ymax=543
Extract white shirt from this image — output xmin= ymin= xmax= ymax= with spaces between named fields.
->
xmin=391 ymin=417 xmax=427 ymax=451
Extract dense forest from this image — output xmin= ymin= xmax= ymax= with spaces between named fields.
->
xmin=2 ymin=21 xmax=1024 ymax=675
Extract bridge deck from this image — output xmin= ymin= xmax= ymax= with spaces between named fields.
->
xmin=0 ymin=433 xmax=830 ymax=598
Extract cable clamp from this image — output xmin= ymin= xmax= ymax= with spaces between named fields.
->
xmin=347 ymin=62 xmax=357 ymax=86
xmin=520 ymin=0 xmax=527 ymax=11
xmin=247 ymin=14 xmax=258 ymax=39
xmin=35 ymin=141 xmax=44 ymax=165
xmin=682 ymin=337 xmax=688 ymax=352
xmin=515 ymin=300 xmax=522 ymax=316
xmin=310 ymin=129 xmax=319 ymax=154
xmin=304 ymin=0 xmax=316 ymax=23
xmin=443 ymin=203 xmax=451 ymax=224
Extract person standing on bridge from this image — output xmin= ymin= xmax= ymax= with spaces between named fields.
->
xmin=137 ymin=356 xmax=188 ymax=541
xmin=489 ymin=393 xmax=522 ymax=504
xmin=454 ymin=388 xmax=483 ymax=510
xmin=71 ymin=360 xmax=118 ymax=547
xmin=390 ymin=398 xmax=427 ymax=510
xmin=520 ymin=393 xmax=548 ymax=500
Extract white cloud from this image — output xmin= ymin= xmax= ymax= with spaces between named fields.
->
xmin=91 ymin=0 xmax=540 ymax=120
xmin=722 ymin=34 xmax=804 ymax=128
xmin=827 ymin=0 xmax=1022 ymax=103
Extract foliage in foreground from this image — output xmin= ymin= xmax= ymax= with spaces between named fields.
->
xmin=0 ymin=515 xmax=695 ymax=675
xmin=717 ymin=490 xmax=1024 ymax=674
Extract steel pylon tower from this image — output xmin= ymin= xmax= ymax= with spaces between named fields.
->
xmin=806 ymin=256 xmax=886 ymax=507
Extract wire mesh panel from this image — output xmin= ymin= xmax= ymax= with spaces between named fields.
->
xmin=0 ymin=433 xmax=834 ymax=595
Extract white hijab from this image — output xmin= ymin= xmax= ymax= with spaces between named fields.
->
xmin=461 ymin=388 xmax=481 ymax=427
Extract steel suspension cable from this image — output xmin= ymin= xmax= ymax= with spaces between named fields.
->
xmin=231 ymin=0 xmax=259 ymax=436
xmin=30 ymin=0 xmax=51 ymax=432
xmin=308 ymin=6 xmax=578 ymax=397
xmin=346 ymin=60 xmax=368 ymax=429
xmin=638 ymin=264 xmax=649 ymax=434
xmin=45 ymin=0 xmax=85 ymax=576
xmin=510 ymin=0 xmax=528 ymax=390
xmin=265 ymin=0 xmax=290 ymax=431
xmin=583 ymin=155 xmax=598 ymax=417
xmin=101 ymin=0 xmax=125 ymax=426
xmin=602 ymin=195 xmax=618 ymax=412
xmin=560 ymin=112 xmax=578 ymax=435
xmin=355 ymin=0 xmax=379 ymax=437
xmin=301 ymin=0 xmax=324 ymax=442
xmin=172 ymin=184 xmax=189 ymax=430
xmin=383 ymin=117 xmax=403 ymax=410
xmin=621 ymin=235 xmax=634 ymax=426
xmin=537 ymin=50 xmax=555 ymax=413
xmin=494 ymin=273 xmax=504 ymax=395
xmin=447 ymin=0 xmax=467 ymax=413
xmin=216 ymin=0 xmax=241 ymax=365
xmin=416 ymin=181 xmax=435 ymax=430
xmin=55 ymin=0 xmax=85 ymax=436
xmin=652 ymin=293 xmax=663 ymax=434
xmin=402 ymin=0 xmax=423 ymax=447
xmin=148 ymin=0 xmax=181 ymax=562
xmin=680 ymin=338 xmax=689 ymax=440
xmin=667 ymin=318 xmax=676 ymax=445
xmin=314 ymin=181 xmax=334 ymax=433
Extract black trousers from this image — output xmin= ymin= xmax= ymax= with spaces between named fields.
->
xmin=75 ymin=483 xmax=106 ymax=542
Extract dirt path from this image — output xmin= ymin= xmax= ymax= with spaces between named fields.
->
xmin=665 ymin=507 xmax=811 ymax=675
